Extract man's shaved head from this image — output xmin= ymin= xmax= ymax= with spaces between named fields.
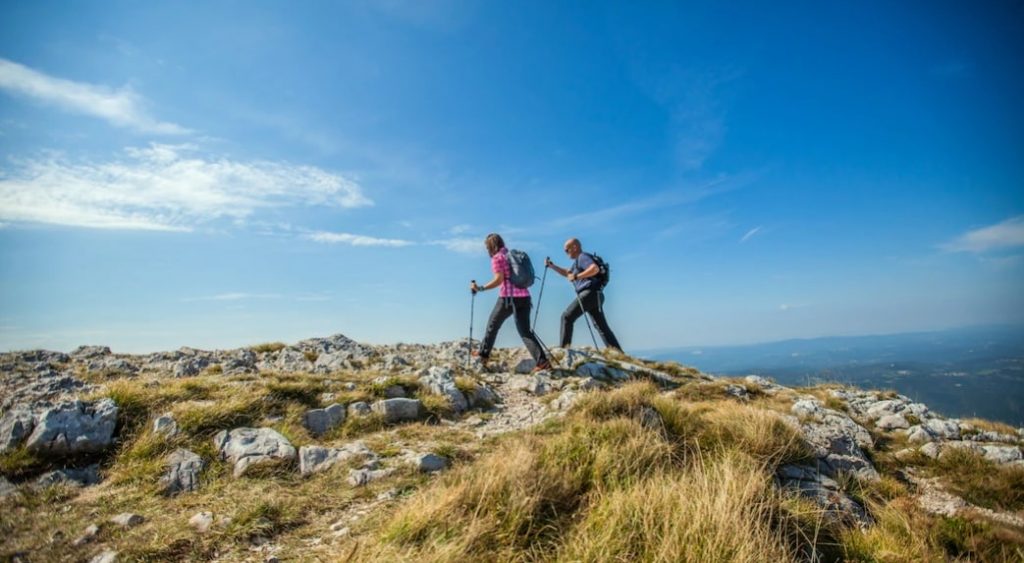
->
xmin=563 ymin=238 xmax=582 ymax=258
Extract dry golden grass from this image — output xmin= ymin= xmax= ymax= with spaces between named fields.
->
xmin=557 ymin=452 xmax=795 ymax=562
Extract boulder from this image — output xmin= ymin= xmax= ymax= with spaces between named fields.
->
xmin=153 ymin=413 xmax=178 ymax=437
xmin=347 ymin=402 xmax=372 ymax=418
xmin=221 ymin=349 xmax=257 ymax=374
xmin=275 ymin=348 xmax=313 ymax=373
xmin=509 ymin=375 xmax=550 ymax=395
xmin=466 ymin=383 xmax=499 ymax=408
xmin=550 ymin=390 xmax=579 ymax=411
xmin=724 ymin=384 xmax=748 ymax=400
xmin=160 ymin=449 xmax=204 ymax=494
xmin=314 ymin=351 xmax=352 ymax=373
xmin=303 ymin=404 xmax=346 ymax=436
xmin=0 ymin=407 xmax=35 ymax=452
xmin=189 ymin=511 xmax=214 ymax=533
xmin=213 ymin=427 xmax=296 ymax=477
xmin=173 ymin=356 xmax=210 ymax=378
xmin=72 ymin=524 xmax=100 ymax=547
xmin=514 ymin=359 xmax=536 ymax=374
xmin=791 ymin=399 xmax=824 ymax=419
xmin=110 ymin=513 xmax=144 ymax=529
xmin=70 ymin=346 xmax=111 ymax=359
xmin=299 ymin=442 xmax=375 ymax=477
xmin=919 ymin=442 xmax=942 ymax=459
xmin=776 ymin=464 xmax=871 ymax=526
xmin=980 ymin=445 xmax=1023 ymax=465
xmin=924 ymin=419 xmax=961 ymax=440
xmin=25 ymin=399 xmax=118 ymax=456
xmin=866 ymin=399 xmax=905 ymax=420
xmin=876 ymin=414 xmax=910 ymax=431
xmin=382 ymin=354 xmax=410 ymax=370
xmin=800 ymin=411 xmax=878 ymax=480
xmin=906 ymin=425 xmax=935 ymax=443
xmin=418 ymin=366 xmax=469 ymax=412
xmin=371 ymin=398 xmax=423 ymax=423
xmin=405 ymin=452 xmax=447 ymax=473
xmin=348 ymin=467 xmax=394 ymax=487
xmin=34 ymin=464 xmax=101 ymax=488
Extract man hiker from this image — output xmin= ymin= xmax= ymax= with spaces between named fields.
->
xmin=544 ymin=238 xmax=623 ymax=352
xmin=470 ymin=233 xmax=553 ymax=371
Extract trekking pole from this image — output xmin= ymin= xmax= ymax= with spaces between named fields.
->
xmin=532 ymin=262 xmax=548 ymax=332
xmin=468 ymin=280 xmax=476 ymax=369
xmin=571 ymin=278 xmax=600 ymax=350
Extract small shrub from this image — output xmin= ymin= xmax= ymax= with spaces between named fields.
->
xmin=0 ymin=447 xmax=47 ymax=479
xmin=250 ymin=342 xmax=286 ymax=354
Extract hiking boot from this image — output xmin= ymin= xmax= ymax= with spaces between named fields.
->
xmin=532 ymin=360 xmax=553 ymax=373
xmin=471 ymin=350 xmax=490 ymax=367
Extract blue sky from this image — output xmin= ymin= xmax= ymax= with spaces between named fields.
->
xmin=1 ymin=1 xmax=1022 ymax=353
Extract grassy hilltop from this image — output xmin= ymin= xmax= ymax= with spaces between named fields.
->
xmin=1 ymin=337 xmax=1022 ymax=562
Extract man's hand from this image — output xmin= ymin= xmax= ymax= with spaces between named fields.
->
xmin=544 ymin=257 xmax=553 ymax=268
xmin=567 ymin=273 xmax=576 ymax=282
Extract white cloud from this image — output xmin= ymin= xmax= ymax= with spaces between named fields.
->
xmin=429 ymin=237 xmax=484 ymax=255
xmin=305 ymin=231 xmax=414 ymax=247
xmin=779 ymin=303 xmax=809 ymax=311
xmin=0 ymin=58 xmax=189 ymax=135
xmin=448 ymin=224 xmax=472 ymax=235
xmin=940 ymin=216 xmax=1024 ymax=253
xmin=739 ymin=226 xmax=762 ymax=243
xmin=0 ymin=144 xmax=372 ymax=230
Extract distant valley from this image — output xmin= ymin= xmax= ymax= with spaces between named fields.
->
xmin=642 ymin=325 xmax=1024 ymax=426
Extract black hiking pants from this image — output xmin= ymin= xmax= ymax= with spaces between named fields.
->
xmin=479 ymin=296 xmax=550 ymax=365
xmin=560 ymin=289 xmax=622 ymax=350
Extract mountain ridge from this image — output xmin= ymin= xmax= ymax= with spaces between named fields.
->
xmin=2 ymin=333 xmax=1023 ymax=561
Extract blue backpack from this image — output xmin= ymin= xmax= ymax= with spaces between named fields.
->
xmin=507 ymin=249 xmax=535 ymax=289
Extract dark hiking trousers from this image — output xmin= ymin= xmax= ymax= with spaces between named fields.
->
xmin=560 ymin=289 xmax=622 ymax=350
xmin=479 ymin=296 xmax=550 ymax=365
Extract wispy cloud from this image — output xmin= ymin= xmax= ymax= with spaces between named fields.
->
xmin=429 ymin=237 xmax=484 ymax=255
xmin=305 ymin=231 xmax=414 ymax=247
xmin=779 ymin=303 xmax=809 ymax=312
xmin=545 ymin=175 xmax=737 ymax=231
xmin=0 ymin=58 xmax=189 ymax=134
xmin=739 ymin=226 xmax=762 ymax=243
xmin=940 ymin=215 xmax=1024 ymax=253
xmin=0 ymin=143 xmax=371 ymax=231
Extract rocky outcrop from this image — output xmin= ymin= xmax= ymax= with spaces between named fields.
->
xmin=213 ymin=428 xmax=296 ymax=477
xmin=0 ymin=407 xmax=35 ymax=453
xmin=298 ymin=442 xmax=376 ymax=477
xmin=34 ymin=464 xmax=101 ymax=488
xmin=418 ymin=366 xmax=469 ymax=412
xmin=160 ymin=449 xmax=205 ymax=494
xmin=303 ymin=404 xmax=346 ymax=436
xmin=23 ymin=399 xmax=118 ymax=456
xmin=776 ymin=464 xmax=871 ymax=525
xmin=371 ymin=398 xmax=423 ymax=423
xmin=791 ymin=398 xmax=878 ymax=480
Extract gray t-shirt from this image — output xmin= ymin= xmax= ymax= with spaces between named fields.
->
xmin=571 ymin=253 xmax=597 ymax=293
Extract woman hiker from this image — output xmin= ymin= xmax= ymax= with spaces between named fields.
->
xmin=470 ymin=233 xmax=553 ymax=371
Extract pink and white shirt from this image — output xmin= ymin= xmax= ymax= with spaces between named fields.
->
xmin=491 ymin=248 xmax=530 ymax=298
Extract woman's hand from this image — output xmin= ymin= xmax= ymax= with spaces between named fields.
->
xmin=470 ymin=281 xmax=480 ymax=293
